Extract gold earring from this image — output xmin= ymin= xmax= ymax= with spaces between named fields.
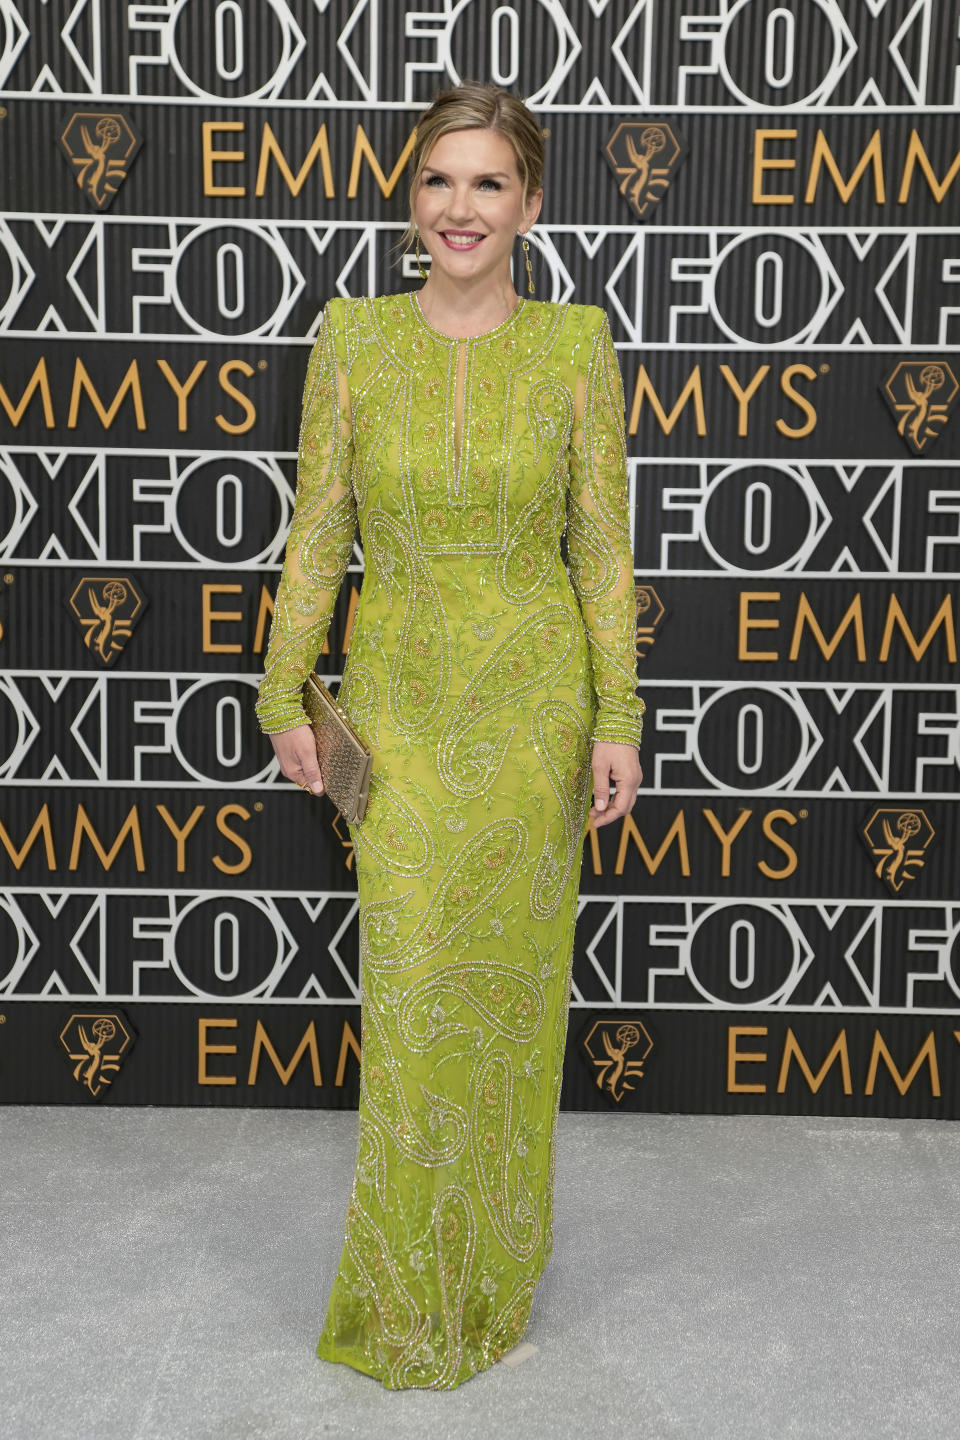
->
xmin=415 ymin=227 xmax=427 ymax=280
xmin=522 ymin=233 xmax=535 ymax=295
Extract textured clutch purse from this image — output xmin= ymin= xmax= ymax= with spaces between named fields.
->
xmin=301 ymin=672 xmax=372 ymax=825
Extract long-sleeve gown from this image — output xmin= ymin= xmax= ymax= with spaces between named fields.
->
xmin=255 ymin=290 xmax=645 ymax=1390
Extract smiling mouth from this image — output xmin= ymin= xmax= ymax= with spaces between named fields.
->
xmin=439 ymin=231 xmax=486 ymax=248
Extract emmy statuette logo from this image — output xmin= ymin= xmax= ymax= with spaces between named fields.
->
xmin=67 ymin=576 xmax=147 ymax=665
xmin=603 ymin=122 xmax=688 ymax=220
xmin=860 ymin=808 xmax=936 ymax=895
xmin=581 ymin=1017 xmax=653 ymax=1103
xmin=880 ymin=362 xmax=958 ymax=456
xmin=59 ymin=1012 xmax=136 ymax=1098
xmin=636 ymin=584 xmax=666 ymax=659
xmin=57 ymin=111 xmax=143 ymax=210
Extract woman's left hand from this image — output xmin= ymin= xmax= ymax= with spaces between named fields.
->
xmin=588 ymin=741 xmax=643 ymax=828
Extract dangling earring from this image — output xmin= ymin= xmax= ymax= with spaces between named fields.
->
xmin=521 ymin=232 xmax=535 ymax=295
xmin=415 ymin=227 xmax=427 ymax=280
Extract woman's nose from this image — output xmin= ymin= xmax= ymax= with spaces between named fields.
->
xmin=444 ymin=186 xmax=477 ymax=222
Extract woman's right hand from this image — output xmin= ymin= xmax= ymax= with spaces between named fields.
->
xmin=270 ymin=724 xmax=325 ymax=796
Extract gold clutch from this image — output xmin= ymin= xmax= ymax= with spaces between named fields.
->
xmin=301 ymin=672 xmax=372 ymax=825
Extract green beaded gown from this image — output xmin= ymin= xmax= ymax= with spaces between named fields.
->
xmin=255 ymin=291 xmax=645 ymax=1389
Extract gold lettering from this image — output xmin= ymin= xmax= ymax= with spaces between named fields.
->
xmin=804 ymin=128 xmax=885 ymax=204
xmin=255 ymin=122 xmax=335 ymax=198
xmin=214 ymin=804 xmax=252 ymax=875
xmin=702 ymin=808 xmax=752 ymax=877
xmin=69 ymin=804 xmax=146 ymax=872
xmin=628 ymin=365 xmax=706 ymax=436
xmin=738 ymin=591 xmax=781 ymax=661
xmin=156 ymin=359 xmax=208 ymax=431
xmin=898 ymin=131 xmax=960 ymax=204
xmin=248 ymin=1020 xmax=323 ymax=1085
xmin=777 ymin=1028 xmax=852 ymax=1094
xmin=759 ymin=809 xmax=799 ymax=879
xmin=0 ymin=358 xmax=55 ymax=428
xmin=728 ymin=1026 xmax=768 ymax=1093
xmin=68 ymin=359 xmax=146 ymax=431
xmin=776 ymin=364 xmax=818 ymax=438
xmin=202 ymin=121 xmax=245 ymax=196
xmin=253 ymin=583 xmax=275 ymax=654
xmin=202 ymin=583 xmax=243 ymax=653
xmin=752 ymin=129 xmax=797 ymax=205
xmin=347 ymin=123 xmax=417 ymax=199
xmin=788 ymin=592 xmax=866 ymax=662
xmin=718 ymin=365 xmax=769 ymax=437
xmin=0 ymin=805 xmax=57 ymax=870
xmin=334 ymin=1019 xmax=362 ymax=1087
xmin=156 ymin=804 xmax=205 ymax=872
xmin=878 ymin=594 xmax=957 ymax=664
xmin=584 ymin=820 xmax=603 ymax=874
xmin=198 ymin=1016 xmax=238 ymax=1085
xmin=616 ymin=810 xmax=690 ymax=876
xmin=216 ymin=359 xmax=256 ymax=435
xmin=865 ymin=1031 xmax=940 ymax=1097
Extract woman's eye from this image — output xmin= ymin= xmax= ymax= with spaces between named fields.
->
xmin=422 ymin=175 xmax=500 ymax=190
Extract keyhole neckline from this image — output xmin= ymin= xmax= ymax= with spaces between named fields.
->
xmin=410 ymin=290 xmax=526 ymax=342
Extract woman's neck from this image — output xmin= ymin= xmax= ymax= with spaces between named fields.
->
xmin=415 ymin=273 xmax=521 ymax=338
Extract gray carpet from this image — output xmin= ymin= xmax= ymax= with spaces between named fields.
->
xmin=2 ymin=1106 xmax=958 ymax=1440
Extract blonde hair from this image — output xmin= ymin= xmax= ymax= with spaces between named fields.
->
xmin=393 ymin=81 xmax=547 ymax=263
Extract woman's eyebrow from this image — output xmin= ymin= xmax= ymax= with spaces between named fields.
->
xmin=422 ymin=166 xmax=513 ymax=180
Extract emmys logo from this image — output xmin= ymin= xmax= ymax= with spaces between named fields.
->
xmin=880 ymin=362 xmax=958 ymax=456
xmin=581 ymin=1017 xmax=653 ymax=1103
xmin=59 ymin=1012 xmax=136 ymax=1098
xmin=603 ymin=122 xmax=688 ymax=220
xmin=860 ymin=807 xmax=936 ymax=895
xmin=636 ymin=584 xmax=666 ymax=659
xmin=67 ymin=576 xmax=147 ymax=665
xmin=57 ymin=111 xmax=143 ymax=210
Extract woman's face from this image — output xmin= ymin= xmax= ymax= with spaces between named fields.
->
xmin=412 ymin=126 xmax=542 ymax=290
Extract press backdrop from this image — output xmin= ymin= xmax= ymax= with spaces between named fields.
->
xmin=1 ymin=0 xmax=959 ymax=1116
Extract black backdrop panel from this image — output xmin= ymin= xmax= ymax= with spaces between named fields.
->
xmin=0 ymin=0 xmax=958 ymax=1114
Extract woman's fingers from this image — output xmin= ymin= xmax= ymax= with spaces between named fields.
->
xmin=589 ymin=744 xmax=643 ymax=828
xmin=270 ymin=731 xmax=642 ymax=816
xmin=296 ymin=748 xmax=325 ymax=795
xmin=269 ymin=725 xmax=325 ymax=795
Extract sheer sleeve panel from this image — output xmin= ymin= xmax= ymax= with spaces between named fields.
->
xmin=255 ymin=300 xmax=357 ymax=735
xmin=566 ymin=308 xmax=645 ymax=749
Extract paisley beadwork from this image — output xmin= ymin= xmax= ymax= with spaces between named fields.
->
xmin=470 ymin=1049 xmax=542 ymax=1261
xmin=348 ymin=773 xmax=434 ymax=877
xmin=254 ymin=293 xmax=645 ymax=1389
xmin=437 ymin=605 xmax=580 ymax=798
xmin=528 ymin=698 xmax=594 ymax=920
xmin=364 ymin=509 xmax=452 ymax=735
xmin=360 ymin=1001 xmax=469 ymax=1166
xmin=396 ymin=959 xmax=546 ymax=1052
xmin=362 ymin=817 xmax=527 ymax=971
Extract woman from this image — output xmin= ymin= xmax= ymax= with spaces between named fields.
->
xmin=255 ymin=81 xmax=645 ymax=1390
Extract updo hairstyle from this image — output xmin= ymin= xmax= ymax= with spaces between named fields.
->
xmin=393 ymin=80 xmax=548 ymax=261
